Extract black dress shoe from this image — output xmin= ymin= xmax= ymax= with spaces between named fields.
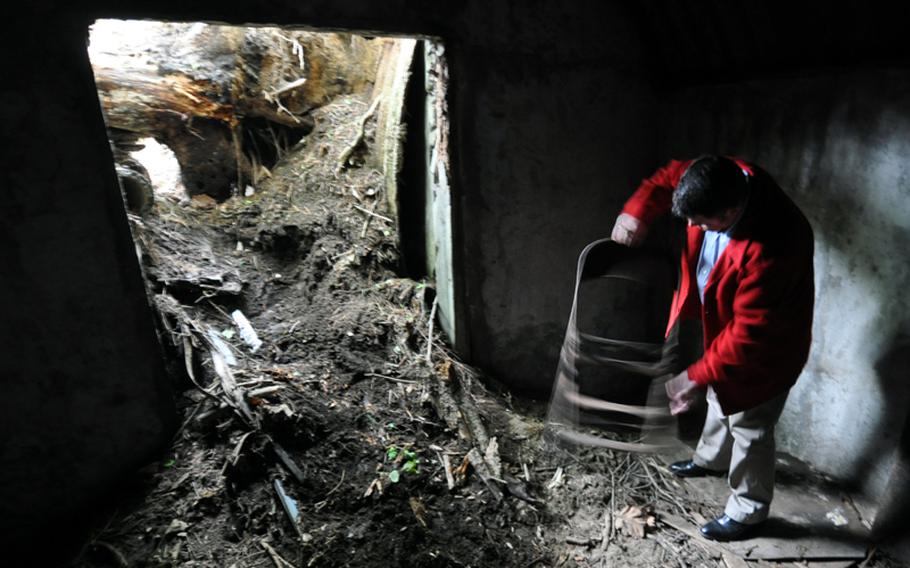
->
xmin=699 ymin=515 xmax=760 ymax=541
xmin=668 ymin=460 xmax=722 ymax=478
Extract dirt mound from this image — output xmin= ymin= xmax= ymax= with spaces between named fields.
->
xmin=72 ymin=93 xmax=547 ymax=568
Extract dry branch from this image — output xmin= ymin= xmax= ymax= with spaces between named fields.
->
xmin=335 ymin=96 xmax=381 ymax=174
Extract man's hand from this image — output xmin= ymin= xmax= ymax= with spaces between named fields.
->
xmin=665 ymin=370 xmax=702 ymax=415
xmin=611 ymin=213 xmax=648 ymax=247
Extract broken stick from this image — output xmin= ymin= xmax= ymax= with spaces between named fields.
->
xmin=335 ymin=96 xmax=382 ymax=175
xmin=425 ymin=296 xmax=438 ymax=364
xmin=441 ymin=453 xmax=456 ymax=490
xmin=260 ymin=540 xmax=296 ymax=568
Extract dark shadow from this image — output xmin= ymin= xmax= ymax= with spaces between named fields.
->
xmin=868 ymin=333 xmax=910 ymax=549
xmin=845 ymin=331 xmax=910 ymax=492
xmin=397 ymin=40 xmax=428 ymax=279
xmin=753 ymin=517 xmax=869 ymax=547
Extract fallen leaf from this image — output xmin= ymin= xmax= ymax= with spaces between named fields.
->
xmin=409 ymin=497 xmax=428 ymax=528
xmin=363 ymin=478 xmax=382 ymax=498
xmin=190 ymin=194 xmax=217 ymax=209
xmin=454 ymin=454 xmax=471 ymax=479
xmin=615 ymin=505 xmax=656 ymax=538
xmin=165 ymin=519 xmax=189 ymax=536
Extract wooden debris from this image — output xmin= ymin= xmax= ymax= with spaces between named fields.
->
xmin=206 ymin=328 xmax=238 ymax=366
xmin=565 ymin=535 xmax=597 ymax=546
xmin=352 ymin=204 xmax=393 ymax=224
xmin=231 ymin=310 xmax=263 ymax=352
xmin=165 ymin=519 xmax=189 ymax=536
xmin=425 ymin=296 xmax=438 ymax=365
xmin=261 ymin=540 xmax=296 ymax=568
xmin=483 ymin=437 xmax=503 ymax=480
xmin=409 ymin=496 xmax=428 ymax=528
xmin=546 ymin=467 xmax=564 ymax=491
xmin=503 ymin=476 xmax=539 ymax=504
xmin=441 ymin=453 xmax=456 ymax=490
xmin=335 ymin=95 xmax=381 ymax=175
xmin=222 ymin=430 xmax=255 ymax=475
xmin=211 ymin=350 xmax=257 ymax=426
xmin=272 ymin=441 xmax=307 ymax=486
xmin=600 ymin=509 xmax=612 ymax=551
xmin=273 ymin=479 xmax=305 ymax=541
xmin=363 ymin=478 xmax=382 ymax=498
xmin=465 ymin=448 xmax=504 ymax=501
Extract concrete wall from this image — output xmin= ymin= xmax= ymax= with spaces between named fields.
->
xmin=455 ymin=58 xmax=658 ymax=393
xmin=0 ymin=9 xmax=177 ymax=554
xmin=659 ymin=69 xmax=910 ymax=501
xmin=448 ymin=0 xmax=659 ymax=391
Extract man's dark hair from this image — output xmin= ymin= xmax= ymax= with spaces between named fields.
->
xmin=671 ymin=155 xmax=749 ymax=218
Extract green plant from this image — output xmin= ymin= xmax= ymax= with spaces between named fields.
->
xmin=385 ymin=445 xmax=420 ymax=483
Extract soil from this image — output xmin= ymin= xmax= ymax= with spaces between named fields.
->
xmin=67 ymin=93 xmax=907 ymax=568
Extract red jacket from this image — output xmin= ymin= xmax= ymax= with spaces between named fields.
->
xmin=622 ymin=158 xmax=815 ymax=415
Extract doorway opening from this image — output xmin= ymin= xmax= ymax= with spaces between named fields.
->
xmin=82 ymin=19 xmax=474 ymax=567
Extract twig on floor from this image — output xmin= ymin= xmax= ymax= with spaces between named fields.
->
xmin=641 ymin=457 xmax=689 ymax=516
xmin=425 ymin=296 xmax=439 ymax=365
xmin=364 ymin=372 xmax=417 ymax=385
xmin=609 ymin=470 xmax=617 ymax=541
xmin=172 ymin=397 xmax=207 ymax=440
xmin=441 ymin=452 xmax=456 ymax=490
xmin=353 ymin=203 xmax=393 ymax=224
xmin=653 ymin=533 xmax=686 ymax=568
xmin=600 ymin=508 xmax=611 ymax=551
xmin=546 ymin=466 xmax=564 ymax=491
xmin=221 ymin=430 xmax=256 ymax=475
xmin=336 ymin=96 xmax=381 ymax=175
xmin=92 ymin=541 xmax=129 ymax=568
xmin=858 ymin=546 xmax=877 ymax=568
xmin=260 ymin=540 xmax=296 ymax=568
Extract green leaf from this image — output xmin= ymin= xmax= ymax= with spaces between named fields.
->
xmin=388 ymin=470 xmax=400 ymax=483
xmin=163 ymin=458 xmax=176 ymax=468
xmin=386 ymin=422 xmax=396 ymax=430
xmin=386 ymin=446 xmax=399 ymax=461
xmin=404 ymin=450 xmax=416 ymax=460
xmin=402 ymin=459 xmax=419 ymax=474
xmin=221 ymin=328 xmax=236 ymax=339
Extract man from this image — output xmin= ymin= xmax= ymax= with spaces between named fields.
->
xmin=611 ymin=155 xmax=815 ymax=541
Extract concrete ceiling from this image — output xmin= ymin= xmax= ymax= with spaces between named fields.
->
xmin=628 ymin=0 xmax=910 ymax=87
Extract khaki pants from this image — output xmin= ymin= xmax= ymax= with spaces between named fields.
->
xmin=692 ymin=387 xmax=789 ymax=524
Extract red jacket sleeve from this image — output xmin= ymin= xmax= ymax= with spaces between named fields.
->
xmin=621 ymin=159 xmax=692 ymax=225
